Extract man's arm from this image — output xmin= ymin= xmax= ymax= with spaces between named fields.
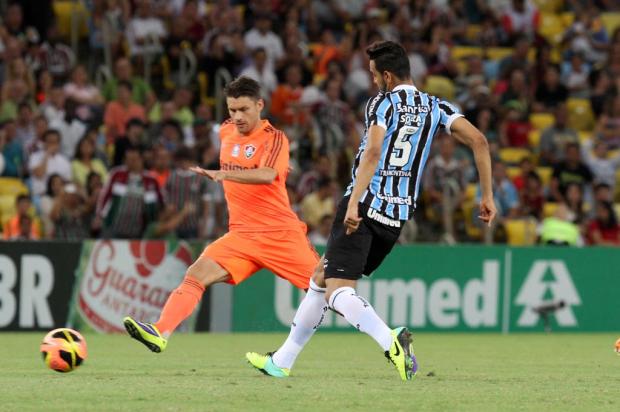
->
xmin=189 ymin=166 xmax=277 ymax=185
xmin=343 ymin=125 xmax=386 ymax=234
xmin=450 ymin=117 xmax=496 ymax=225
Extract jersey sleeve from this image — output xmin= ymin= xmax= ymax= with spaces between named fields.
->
xmin=260 ymin=130 xmax=289 ymax=179
xmin=437 ymin=99 xmax=464 ymax=134
xmin=366 ymin=93 xmax=393 ymax=130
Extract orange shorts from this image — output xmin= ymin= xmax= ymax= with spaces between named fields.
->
xmin=201 ymin=229 xmax=319 ymax=289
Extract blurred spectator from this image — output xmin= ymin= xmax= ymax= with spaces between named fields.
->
xmin=28 ymin=129 xmax=72 ymax=197
xmin=113 ymin=117 xmax=147 ymax=166
xmin=150 ymin=145 xmax=172 ymax=188
xmin=39 ymin=173 xmax=64 ymax=237
xmin=271 ymin=64 xmax=306 ymax=126
xmin=2 ymin=58 xmax=36 ymax=101
xmin=561 ymin=52 xmax=590 ymax=97
xmin=243 ymin=12 xmax=284 ymax=70
xmin=126 ymin=0 xmax=167 ymax=58
xmin=592 ymin=182 xmax=613 ymax=205
xmin=500 ymin=0 xmax=539 ymax=42
xmin=315 ymin=78 xmax=350 ymax=153
xmin=539 ymin=202 xmax=583 ymax=246
xmin=41 ymin=86 xmax=66 ymax=124
xmin=589 ymin=70 xmax=612 ymax=117
xmin=49 ymin=98 xmax=87 ymax=159
xmin=2 ymin=194 xmax=41 ymax=240
xmin=63 ymin=65 xmax=104 ymax=122
xmin=511 ymin=157 xmax=535 ymax=192
xmin=580 ymin=138 xmax=620 ymax=190
xmin=33 ymin=24 xmax=74 ymax=80
xmin=301 ymin=177 xmax=336 ymax=229
xmin=586 ymin=201 xmax=620 ymax=245
xmin=564 ymin=182 xmax=586 ymax=224
xmin=500 ymin=100 xmax=531 ymax=148
xmin=519 ymin=171 xmax=544 ymax=220
xmin=424 ymin=134 xmax=467 ymax=244
xmin=84 ymin=171 xmax=104 ymax=238
xmin=164 ymin=146 xmax=210 ymax=239
xmin=482 ymin=161 xmax=519 ymax=219
xmin=533 ymin=65 xmax=568 ymax=111
xmin=498 ymin=37 xmax=531 ymax=80
xmin=594 ymin=95 xmax=620 ymax=149
xmin=296 ymin=154 xmax=333 ymax=199
xmin=539 ymin=104 xmax=579 ymax=166
xmin=97 ymin=145 xmax=164 ymax=238
xmin=14 ymin=102 xmax=36 ymax=150
xmin=308 ymin=213 xmax=333 ymax=246
xmin=562 ymin=8 xmax=608 ymax=64
xmin=550 ymin=143 xmax=593 ymax=201
xmin=50 ymin=182 xmax=89 ymax=240
xmin=102 ymin=57 xmax=155 ymax=107
xmin=72 ymin=136 xmax=108 ymax=190
xmin=104 ymin=81 xmax=146 ymax=142
xmin=240 ymin=47 xmax=278 ymax=102
xmin=0 ymin=120 xmax=24 ymax=178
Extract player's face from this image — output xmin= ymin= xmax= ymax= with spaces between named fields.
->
xmin=227 ymin=96 xmax=264 ymax=135
xmin=369 ymin=60 xmax=387 ymax=92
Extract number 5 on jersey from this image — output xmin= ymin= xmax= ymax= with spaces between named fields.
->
xmin=389 ymin=126 xmax=418 ymax=167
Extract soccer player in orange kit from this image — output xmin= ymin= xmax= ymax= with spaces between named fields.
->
xmin=123 ymin=77 xmax=321 ymax=353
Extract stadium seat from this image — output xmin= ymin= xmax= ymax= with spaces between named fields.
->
xmin=486 ymin=47 xmax=513 ymax=61
xmin=566 ymin=98 xmax=595 ymax=131
xmin=505 ymin=219 xmax=538 ymax=246
xmin=465 ymin=25 xmax=482 ymax=42
xmin=543 ymin=202 xmax=559 ymax=218
xmin=507 ymin=167 xmax=521 ymax=180
xmin=538 ymin=13 xmax=567 ymax=44
xmin=462 ymin=201 xmax=481 ymax=240
xmin=451 ymin=46 xmax=483 ymax=61
xmin=561 ymin=12 xmax=575 ymax=27
xmin=423 ymin=76 xmax=455 ymax=101
xmin=533 ymin=0 xmax=564 ymax=13
xmin=528 ymin=130 xmax=541 ymax=149
xmin=536 ymin=167 xmax=553 ymax=187
xmin=529 ymin=113 xmax=555 ymax=130
xmin=0 ymin=177 xmax=28 ymax=196
xmin=53 ymin=1 xmax=89 ymax=39
xmin=0 ymin=195 xmax=16 ymax=227
xmin=465 ymin=183 xmax=478 ymax=202
xmin=499 ymin=148 xmax=531 ymax=165
xmin=601 ymin=12 xmax=620 ymax=37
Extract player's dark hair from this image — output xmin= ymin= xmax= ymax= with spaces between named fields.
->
xmin=224 ymin=76 xmax=262 ymax=101
xmin=366 ymin=41 xmax=411 ymax=79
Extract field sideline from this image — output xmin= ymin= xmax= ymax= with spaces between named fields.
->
xmin=1 ymin=332 xmax=618 ymax=411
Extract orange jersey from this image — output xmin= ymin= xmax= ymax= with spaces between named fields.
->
xmin=219 ymin=119 xmax=302 ymax=232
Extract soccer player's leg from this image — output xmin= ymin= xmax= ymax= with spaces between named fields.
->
xmin=124 ymin=232 xmax=259 ymax=353
xmin=323 ymin=205 xmax=416 ymax=381
xmin=246 ymin=228 xmax=325 ymax=376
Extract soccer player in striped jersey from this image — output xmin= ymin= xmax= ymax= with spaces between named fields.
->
xmin=247 ymin=40 xmax=496 ymax=380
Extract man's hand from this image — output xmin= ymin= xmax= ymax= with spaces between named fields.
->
xmin=478 ymin=197 xmax=497 ymax=227
xmin=189 ymin=166 xmax=227 ymax=182
xmin=344 ymin=201 xmax=362 ymax=235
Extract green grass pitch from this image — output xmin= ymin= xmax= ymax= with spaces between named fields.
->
xmin=1 ymin=332 xmax=618 ymax=411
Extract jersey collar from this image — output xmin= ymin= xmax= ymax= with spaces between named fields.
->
xmin=391 ymin=84 xmax=418 ymax=93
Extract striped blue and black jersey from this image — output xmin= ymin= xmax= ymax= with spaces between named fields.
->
xmin=345 ymin=84 xmax=463 ymax=221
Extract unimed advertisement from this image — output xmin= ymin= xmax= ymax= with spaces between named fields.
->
xmin=231 ymin=246 xmax=620 ymax=332
xmin=0 ymin=241 xmax=82 ymax=331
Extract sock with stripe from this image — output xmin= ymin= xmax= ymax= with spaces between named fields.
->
xmin=155 ymin=276 xmax=205 ymax=338
xmin=328 ymin=286 xmax=392 ymax=351
xmin=272 ymin=279 xmax=327 ymax=369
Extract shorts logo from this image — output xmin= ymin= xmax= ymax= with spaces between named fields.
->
xmin=231 ymin=144 xmax=240 ymax=157
xmin=244 ymin=144 xmax=257 ymax=159
xmin=367 ymin=208 xmax=401 ymax=228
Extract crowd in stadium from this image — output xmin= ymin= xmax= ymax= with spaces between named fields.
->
xmin=1 ymin=0 xmax=620 ymax=246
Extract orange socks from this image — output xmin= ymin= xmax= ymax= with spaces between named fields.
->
xmin=155 ymin=276 xmax=205 ymax=337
